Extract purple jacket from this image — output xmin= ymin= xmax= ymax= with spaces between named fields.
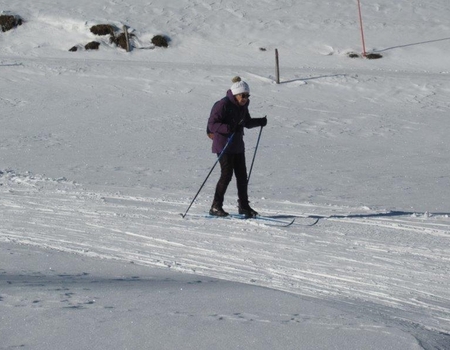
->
xmin=208 ymin=90 xmax=262 ymax=154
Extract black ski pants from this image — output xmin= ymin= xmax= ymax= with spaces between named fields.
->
xmin=213 ymin=153 xmax=248 ymax=206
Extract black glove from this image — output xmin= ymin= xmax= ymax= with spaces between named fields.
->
xmin=259 ymin=116 xmax=267 ymax=127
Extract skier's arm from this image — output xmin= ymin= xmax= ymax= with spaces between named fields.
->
xmin=245 ymin=111 xmax=267 ymax=129
xmin=208 ymin=102 xmax=231 ymax=135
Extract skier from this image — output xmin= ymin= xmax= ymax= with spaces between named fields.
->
xmin=207 ymin=76 xmax=267 ymax=217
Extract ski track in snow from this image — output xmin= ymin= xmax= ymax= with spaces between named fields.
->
xmin=1 ymin=171 xmax=449 ymax=336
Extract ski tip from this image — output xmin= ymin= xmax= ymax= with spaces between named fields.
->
xmin=286 ymin=218 xmax=296 ymax=227
xmin=307 ymin=217 xmax=319 ymax=226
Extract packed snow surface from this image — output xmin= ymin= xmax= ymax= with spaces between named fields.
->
xmin=1 ymin=0 xmax=450 ymax=349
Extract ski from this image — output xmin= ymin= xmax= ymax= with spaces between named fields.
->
xmin=181 ymin=213 xmax=318 ymax=227
xmin=209 ymin=213 xmax=296 ymax=227
xmin=255 ymin=215 xmax=320 ymax=227
xmin=249 ymin=215 xmax=296 ymax=227
xmin=205 ymin=213 xmax=296 ymax=227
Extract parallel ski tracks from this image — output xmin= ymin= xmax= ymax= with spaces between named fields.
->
xmin=1 ymin=183 xmax=450 ymax=334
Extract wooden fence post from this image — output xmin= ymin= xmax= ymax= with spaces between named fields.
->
xmin=123 ymin=25 xmax=131 ymax=52
xmin=275 ymin=49 xmax=280 ymax=84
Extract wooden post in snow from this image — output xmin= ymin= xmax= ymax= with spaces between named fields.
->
xmin=275 ymin=49 xmax=280 ymax=84
xmin=123 ymin=25 xmax=131 ymax=52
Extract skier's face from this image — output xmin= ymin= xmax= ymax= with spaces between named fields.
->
xmin=235 ymin=93 xmax=250 ymax=106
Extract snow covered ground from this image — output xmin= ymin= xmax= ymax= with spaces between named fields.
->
xmin=1 ymin=0 xmax=450 ymax=349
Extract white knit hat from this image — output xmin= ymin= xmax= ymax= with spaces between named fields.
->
xmin=230 ymin=76 xmax=250 ymax=95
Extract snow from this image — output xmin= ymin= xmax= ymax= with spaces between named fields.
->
xmin=1 ymin=0 xmax=450 ymax=349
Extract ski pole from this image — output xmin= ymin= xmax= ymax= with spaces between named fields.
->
xmin=181 ymin=132 xmax=236 ymax=218
xmin=247 ymin=124 xmax=263 ymax=184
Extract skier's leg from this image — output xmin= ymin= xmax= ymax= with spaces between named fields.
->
xmin=210 ymin=154 xmax=233 ymax=216
xmin=234 ymin=153 xmax=249 ymax=204
xmin=234 ymin=153 xmax=258 ymax=217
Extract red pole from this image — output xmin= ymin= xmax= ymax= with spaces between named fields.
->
xmin=357 ymin=0 xmax=367 ymax=56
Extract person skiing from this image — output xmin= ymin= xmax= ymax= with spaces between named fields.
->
xmin=207 ymin=76 xmax=267 ymax=217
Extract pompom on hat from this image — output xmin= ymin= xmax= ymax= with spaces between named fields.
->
xmin=230 ymin=76 xmax=250 ymax=96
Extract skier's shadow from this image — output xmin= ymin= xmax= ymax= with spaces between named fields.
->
xmin=310 ymin=211 xmax=450 ymax=220
xmin=270 ymin=211 xmax=450 ymax=220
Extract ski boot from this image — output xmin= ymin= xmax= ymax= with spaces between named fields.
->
xmin=209 ymin=202 xmax=229 ymax=217
xmin=238 ymin=200 xmax=258 ymax=218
